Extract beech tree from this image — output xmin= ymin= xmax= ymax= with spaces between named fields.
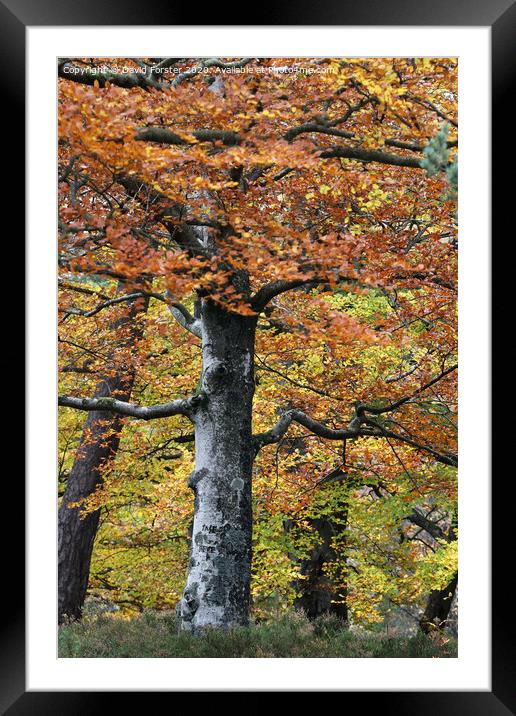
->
xmin=58 ymin=57 xmax=457 ymax=630
xmin=58 ymin=287 xmax=148 ymax=622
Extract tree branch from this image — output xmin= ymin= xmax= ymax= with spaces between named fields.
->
xmin=254 ymin=407 xmax=457 ymax=467
xmin=59 ymin=287 xmax=202 ymax=338
xmin=60 ymin=291 xmax=146 ymax=318
xmin=319 ymin=145 xmax=423 ymax=169
xmin=172 ymin=57 xmax=252 ymax=86
xmin=133 ymin=120 xmax=436 ymax=172
xmin=357 ymin=364 xmax=457 ymax=416
xmin=285 ymin=119 xmax=457 ymax=154
xmin=111 ymin=172 xmax=214 ymax=258
xmin=407 ymin=509 xmax=455 ymax=542
xmin=58 ymin=394 xmax=201 ymax=421
xmin=251 ymin=279 xmax=318 ymax=311
xmin=254 ymin=409 xmax=365 ymax=452
xmin=164 ymin=291 xmax=201 ymax=338
xmin=284 ymin=122 xmax=354 ymax=142
xmin=58 ymin=60 xmax=163 ymax=91
xmin=362 ymin=419 xmax=457 ymax=467
xmin=404 ymin=93 xmax=458 ymax=127
xmin=135 ymin=127 xmax=241 ymax=147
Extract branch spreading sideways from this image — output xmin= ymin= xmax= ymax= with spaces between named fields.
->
xmin=254 ymin=365 xmax=458 ymax=467
xmin=58 ymin=394 xmax=201 ymax=421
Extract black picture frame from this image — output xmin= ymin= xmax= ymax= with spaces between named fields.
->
xmin=6 ymin=0 xmax=508 ymax=710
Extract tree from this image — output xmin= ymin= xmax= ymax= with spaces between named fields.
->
xmin=58 ymin=286 xmax=148 ymax=622
xmin=58 ymin=57 xmax=458 ymax=630
xmin=286 ymin=481 xmax=349 ymax=621
xmin=420 ymin=572 xmax=458 ymax=634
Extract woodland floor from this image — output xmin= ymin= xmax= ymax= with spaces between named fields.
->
xmin=58 ymin=611 xmax=457 ymax=658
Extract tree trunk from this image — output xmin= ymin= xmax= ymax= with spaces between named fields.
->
xmin=58 ymin=295 xmax=147 ymax=623
xmin=290 ymin=491 xmax=349 ymax=622
xmin=293 ymin=516 xmax=348 ymax=621
xmin=419 ymin=571 xmax=458 ymax=634
xmin=177 ymin=299 xmax=257 ymax=630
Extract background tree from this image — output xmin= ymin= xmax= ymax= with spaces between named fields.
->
xmin=58 ymin=285 xmax=148 ymax=622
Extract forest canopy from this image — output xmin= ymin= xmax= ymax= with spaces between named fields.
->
xmin=58 ymin=57 xmax=458 ymax=636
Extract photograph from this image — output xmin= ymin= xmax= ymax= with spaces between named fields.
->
xmin=5 ymin=3 xmax=503 ymax=703
xmin=56 ymin=56 xmax=459 ymax=659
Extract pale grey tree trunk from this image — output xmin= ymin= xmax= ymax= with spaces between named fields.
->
xmin=177 ymin=298 xmax=257 ymax=630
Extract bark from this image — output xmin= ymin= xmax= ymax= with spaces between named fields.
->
xmin=177 ymin=298 xmax=257 ymax=630
xmin=58 ymin=295 xmax=148 ymax=623
xmin=289 ymin=501 xmax=349 ymax=622
xmin=419 ymin=571 xmax=458 ymax=634
xmin=293 ymin=516 xmax=348 ymax=621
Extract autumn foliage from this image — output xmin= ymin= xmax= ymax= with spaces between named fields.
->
xmin=58 ymin=57 xmax=457 ymax=629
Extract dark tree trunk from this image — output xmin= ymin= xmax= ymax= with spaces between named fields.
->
xmin=419 ymin=571 xmax=458 ymax=634
xmin=293 ymin=517 xmax=348 ymax=621
xmin=177 ymin=299 xmax=257 ymax=630
xmin=292 ymin=510 xmax=348 ymax=622
xmin=58 ymin=295 xmax=147 ymax=623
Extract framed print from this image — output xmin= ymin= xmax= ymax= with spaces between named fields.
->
xmin=4 ymin=0 xmax=509 ymax=710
